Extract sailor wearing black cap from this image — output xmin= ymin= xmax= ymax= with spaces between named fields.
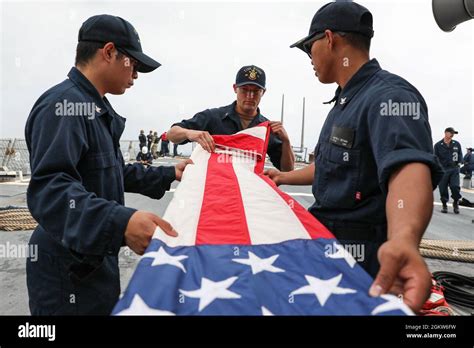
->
xmin=25 ymin=14 xmax=192 ymax=315
xmin=78 ymin=14 xmax=161 ymax=73
xmin=434 ymin=127 xmax=463 ymax=213
xmin=167 ymin=65 xmax=295 ymax=171
xmin=265 ymin=2 xmax=443 ymax=313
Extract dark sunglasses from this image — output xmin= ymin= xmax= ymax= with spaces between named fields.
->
xmin=304 ymin=31 xmax=347 ymax=58
xmin=116 ymin=47 xmax=140 ymax=72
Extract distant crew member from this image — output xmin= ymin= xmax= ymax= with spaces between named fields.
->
xmin=147 ymin=130 xmax=153 ymax=149
xmin=151 ymin=131 xmax=159 ymax=159
xmin=434 ymin=127 xmax=463 ymax=214
xmin=160 ymin=131 xmax=170 ymax=157
xmin=136 ymin=146 xmax=153 ymax=166
xmin=139 ymin=129 xmax=146 ymax=149
xmin=461 ymin=147 xmax=473 ymax=180
xmin=172 ymin=142 xmax=179 ymax=158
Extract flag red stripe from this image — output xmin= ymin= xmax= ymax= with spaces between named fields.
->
xmin=195 ymin=153 xmax=251 ymax=245
xmin=213 ymin=133 xmax=264 ymax=156
xmin=254 ymin=122 xmax=270 ymax=174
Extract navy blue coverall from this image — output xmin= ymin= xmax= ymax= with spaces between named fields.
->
xmin=310 ymin=59 xmax=443 ymax=277
xmin=25 ymin=67 xmax=176 ymax=315
xmin=434 ymin=139 xmax=463 ymax=203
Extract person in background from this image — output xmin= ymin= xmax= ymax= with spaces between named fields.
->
xmin=139 ymin=129 xmax=146 ymax=149
xmin=147 ymin=130 xmax=153 ymax=150
xmin=461 ymin=147 xmax=473 ymax=180
xmin=172 ymin=142 xmax=179 ymax=158
xmin=434 ymin=127 xmax=463 ymax=214
xmin=151 ymin=131 xmax=159 ymax=159
xmin=160 ymin=131 xmax=170 ymax=157
xmin=136 ymin=146 xmax=153 ymax=166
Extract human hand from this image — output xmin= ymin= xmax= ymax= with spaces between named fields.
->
xmin=174 ymin=158 xmax=194 ymax=181
xmin=124 ymin=211 xmax=178 ymax=255
xmin=263 ymin=168 xmax=284 ymax=186
xmin=187 ymin=129 xmax=215 ymax=152
xmin=369 ymin=239 xmax=431 ymax=313
xmin=269 ymin=121 xmax=290 ymax=143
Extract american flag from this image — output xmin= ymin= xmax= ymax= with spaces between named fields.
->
xmin=113 ymin=123 xmax=412 ymax=315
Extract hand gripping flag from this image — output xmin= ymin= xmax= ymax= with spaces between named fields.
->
xmin=113 ymin=122 xmax=413 ymax=315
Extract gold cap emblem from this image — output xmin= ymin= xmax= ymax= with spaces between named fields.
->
xmin=246 ymin=67 xmax=259 ymax=81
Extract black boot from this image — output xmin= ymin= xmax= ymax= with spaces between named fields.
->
xmin=441 ymin=202 xmax=448 ymax=213
xmin=453 ymin=200 xmax=460 ymax=214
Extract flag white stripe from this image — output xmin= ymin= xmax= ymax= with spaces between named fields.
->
xmin=232 ymin=159 xmax=311 ymax=245
xmin=153 ymin=145 xmax=210 ymax=247
xmin=234 ymin=125 xmax=267 ymax=141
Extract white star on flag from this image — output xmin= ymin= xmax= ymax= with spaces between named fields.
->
xmin=327 ymin=243 xmax=357 ymax=268
xmin=232 ymin=251 xmax=285 ymax=275
xmin=290 ymin=273 xmax=357 ymax=306
xmin=142 ymin=246 xmax=188 ymax=272
xmin=116 ymin=294 xmax=175 ymax=316
xmin=179 ymin=276 xmax=241 ymax=312
xmin=371 ymin=294 xmax=414 ymax=315
xmin=261 ymin=306 xmax=274 ymax=316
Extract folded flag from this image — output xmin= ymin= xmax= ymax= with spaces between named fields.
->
xmin=113 ymin=122 xmax=412 ymax=315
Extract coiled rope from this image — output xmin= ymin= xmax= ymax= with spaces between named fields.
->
xmin=419 ymin=239 xmax=474 ymax=263
xmin=0 ymin=206 xmax=37 ymax=231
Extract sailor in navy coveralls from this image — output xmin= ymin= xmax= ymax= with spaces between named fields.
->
xmin=25 ymin=15 xmax=191 ymax=315
xmin=265 ymin=2 xmax=443 ymax=313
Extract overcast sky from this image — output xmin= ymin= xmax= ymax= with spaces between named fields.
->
xmin=1 ymin=0 xmax=473 ymax=155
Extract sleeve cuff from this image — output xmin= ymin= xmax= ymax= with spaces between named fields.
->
xmin=378 ymin=148 xmax=444 ymax=194
xmin=104 ymin=205 xmax=137 ymax=256
xmin=160 ymin=165 xmax=177 ymax=189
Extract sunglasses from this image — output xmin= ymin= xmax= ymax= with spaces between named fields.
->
xmin=303 ymin=31 xmax=347 ymax=58
xmin=116 ymin=47 xmax=140 ymax=73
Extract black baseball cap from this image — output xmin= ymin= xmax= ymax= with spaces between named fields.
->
xmin=445 ymin=127 xmax=458 ymax=134
xmin=235 ymin=65 xmax=266 ymax=90
xmin=78 ymin=14 xmax=160 ymax=73
xmin=290 ymin=2 xmax=374 ymax=53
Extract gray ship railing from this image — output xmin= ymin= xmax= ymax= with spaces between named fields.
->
xmin=0 ymin=138 xmax=145 ymax=174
